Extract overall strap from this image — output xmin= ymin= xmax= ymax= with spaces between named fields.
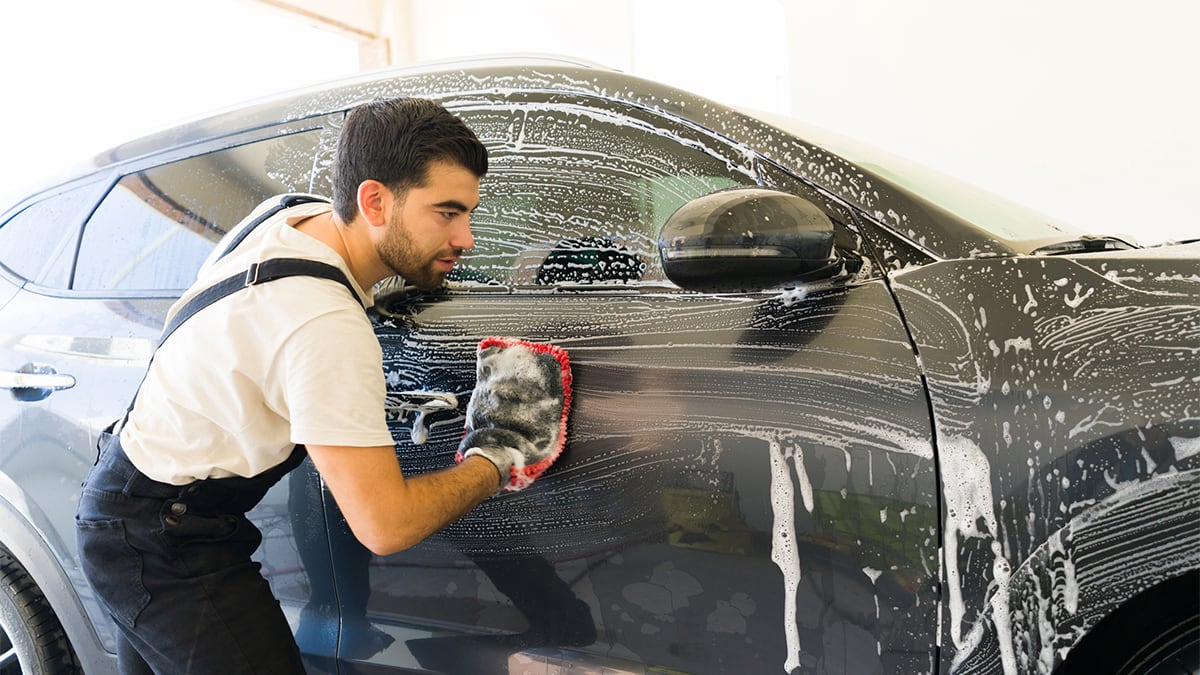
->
xmin=158 ymin=258 xmax=357 ymax=349
xmin=216 ymin=194 xmax=330 ymax=261
xmin=161 ymin=192 xmax=344 ymax=345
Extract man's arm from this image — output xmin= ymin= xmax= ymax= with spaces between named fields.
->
xmin=299 ymin=338 xmax=571 ymax=556
xmin=305 ymin=443 xmax=500 ymax=556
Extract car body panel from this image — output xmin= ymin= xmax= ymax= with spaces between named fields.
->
xmin=888 ymin=247 xmax=1200 ymax=672
xmin=0 ymin=284 xmax=164 ymax=668
xmin=339 ymin=278 xmax=939 ymax=674
xmin=0 ymin=220 xmax=343 ymax=673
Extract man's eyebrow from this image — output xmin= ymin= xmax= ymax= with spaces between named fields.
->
xmin=432 ymin=200 xmax=476 ymax=213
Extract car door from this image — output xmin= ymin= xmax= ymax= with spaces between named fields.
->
xmin=0 ymin=179 xmax=114 ymax=657
xmin=329 ymin=97 xmax=943 ymax=675
xmin=0 ymin=120 xmax=345 ymax=670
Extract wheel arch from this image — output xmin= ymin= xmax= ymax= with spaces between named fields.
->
xmin=0 ymin=492 xmax=117 ymax=674
xmin=949 ymin=469 xmax=1200 ymax=674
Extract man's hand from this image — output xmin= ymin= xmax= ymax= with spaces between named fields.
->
xmin=456 ymin=338 xmax=572 ymax=492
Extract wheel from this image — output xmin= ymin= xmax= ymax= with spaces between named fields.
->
xmin=1119 ymin=613 xmax=1200 ymax=675
xmin=0 ymin=546 xmax=80 ymax=674
xmin=1057 ymin=570 xmax=1199 ymax=675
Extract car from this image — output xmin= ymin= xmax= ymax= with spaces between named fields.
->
xmin=0 ymin=56 xmax=1196 ymax=675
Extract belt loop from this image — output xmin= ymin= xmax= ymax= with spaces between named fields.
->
xmin=244 ymin=262 xmax=261 ymax=286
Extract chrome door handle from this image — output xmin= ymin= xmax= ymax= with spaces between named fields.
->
xmin=384 ymin=391 xmax=460 ymax=445
xmin=0 ymin=363 xmax=77 ymax=401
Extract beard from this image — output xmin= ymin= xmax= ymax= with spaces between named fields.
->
xmin=376 ymin=215 xmax=455 ymax=290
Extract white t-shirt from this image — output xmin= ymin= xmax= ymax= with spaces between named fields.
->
xmin=121 ymin=196 xmax=396 ymax=484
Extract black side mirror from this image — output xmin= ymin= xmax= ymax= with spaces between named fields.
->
xmin=659 ymin=188 xmax=839 ymax=292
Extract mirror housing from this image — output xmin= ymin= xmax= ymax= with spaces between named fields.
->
xmin=659 ymin=188 xmax=839 ymax=292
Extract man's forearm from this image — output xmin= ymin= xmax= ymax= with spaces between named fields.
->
xmin=379 ymin=455 xmax=500 ymax=553
xmin=306 ymin=444 xmax=499 ymax=556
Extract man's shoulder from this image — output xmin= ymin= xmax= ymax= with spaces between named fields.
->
xmin=258 ymin=274 xmax=369 ymax=324
xmin=202 ymin=194 xmax=334 ymax=268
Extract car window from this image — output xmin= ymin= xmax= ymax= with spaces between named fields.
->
xmin=451 ymin=104 xmax=759 ymax=289
xmin=73 ymin=129 xmax=324 ymax=292
xmin=0 ymin=182 xmax=100 ymax=288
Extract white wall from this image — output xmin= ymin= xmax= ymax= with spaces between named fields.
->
xmin=2 ymin=0 xmax=1195 ymax=246
xmin=0 ymin=0 xmax=360 ymax=204
xmin=394 ymin=0 xmax=1199 ymax=245
xmin=783 ymin=1 xmax=1200 ymax=245
xmin=402 ymin=0 xmax=790 ymax=115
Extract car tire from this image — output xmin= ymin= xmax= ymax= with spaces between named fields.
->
xmin=0 ymin=546 xmax=80 ymax=675
xmin=1056 ymin=570 xmax=1199 ymax=675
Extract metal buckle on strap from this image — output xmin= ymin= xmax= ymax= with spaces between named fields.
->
xmin=244 ymin=262 xmax=262 ymax=286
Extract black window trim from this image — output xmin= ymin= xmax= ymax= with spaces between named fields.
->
xmin=63 ymin=117 xmax=335 ymax=297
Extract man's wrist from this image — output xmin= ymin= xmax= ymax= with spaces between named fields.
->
xmin=462 ymin=446 xmax=512 ymax=490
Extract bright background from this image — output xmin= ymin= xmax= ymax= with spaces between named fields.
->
xmin=2 ymin=0 xmax=1196 ymax=246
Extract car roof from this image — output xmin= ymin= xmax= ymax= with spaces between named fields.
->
xmin=52 ymin=56 xmax=1017 ymax=260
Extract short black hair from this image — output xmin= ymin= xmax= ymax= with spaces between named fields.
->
xmin=331 ymin=98 xmax=488 ymax=223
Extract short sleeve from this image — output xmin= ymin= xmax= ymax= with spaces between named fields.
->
xmin=273 ymin=307 xmax=395 ymax=447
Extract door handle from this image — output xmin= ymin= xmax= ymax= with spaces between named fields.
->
xmin=384 ymin=391 xmax=460 ymax=445
xmin=0 ymin=363 xmax=77 ymax=402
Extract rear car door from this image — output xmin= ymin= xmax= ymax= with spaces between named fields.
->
xmin=0 ymin=179 xmax=114 ymax=665
xmin=331 ymin=95 xmax=944 ymax=674
xmin=0 ymin=120 xmax=344 ymax=670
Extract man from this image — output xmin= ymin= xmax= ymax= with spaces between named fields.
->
xmin=76 ymin=98 xmax=563 ymax=673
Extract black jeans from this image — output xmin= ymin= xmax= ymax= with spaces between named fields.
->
xmin=76 ymin=432 xmax=307 ymax=674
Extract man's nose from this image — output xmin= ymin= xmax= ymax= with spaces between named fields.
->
xmin=452 ymin=218 xmax=475 ymax=251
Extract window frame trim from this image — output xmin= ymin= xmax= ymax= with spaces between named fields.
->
xmin=66 ymin=117 xmax=336 ymax=296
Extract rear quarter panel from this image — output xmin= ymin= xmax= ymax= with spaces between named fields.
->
xmin=889 ymin=250 xmax=1200 ymax=673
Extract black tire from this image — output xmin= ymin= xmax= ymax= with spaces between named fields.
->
xmin=0 ymin=546 xmax=80 ymax=675
xmin=1057 ymin=570 xmax=1199 ymax=675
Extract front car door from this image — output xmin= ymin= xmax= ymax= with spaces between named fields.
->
xmin=330 ymin=92 xmax=943 ymax=675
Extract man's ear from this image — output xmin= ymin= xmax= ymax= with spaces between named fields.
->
xmin=356 ymin=180 xmax=390 ymax=228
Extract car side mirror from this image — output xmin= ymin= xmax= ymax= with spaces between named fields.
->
xmin=658 ymin=188 xmax=840 ymax=292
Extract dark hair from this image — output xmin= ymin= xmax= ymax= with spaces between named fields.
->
xmin=331 ymin=98 xmax=488 ymax=223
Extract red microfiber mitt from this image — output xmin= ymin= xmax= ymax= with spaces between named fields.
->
xmin=455 ymin=337 xmax=572 ymax=492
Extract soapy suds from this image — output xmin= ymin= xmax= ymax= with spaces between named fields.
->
xmin=863 ymin=567 xmax=884 ymax=655
xmin=940 ymin=436 xmax=1012 ymax=656
xmin=768 ymin=436 xmax=804 ymax=673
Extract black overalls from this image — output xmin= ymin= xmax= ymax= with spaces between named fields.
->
xmin=76 ymin=195 xmax=356 ymax=674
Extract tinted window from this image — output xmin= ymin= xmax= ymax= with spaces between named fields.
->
xmin=74 ymin=130 xmax=323 ymax=292
xmin=452 ymin=104 xmax=757 ymax=289
xmin=0 ymin=183 xmax=99 ymax=288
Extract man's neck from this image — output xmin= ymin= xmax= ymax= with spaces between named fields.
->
xmin=293 ymin=212 xmax=386 ymax=291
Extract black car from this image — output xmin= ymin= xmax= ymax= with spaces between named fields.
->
xmin=0 ymin=57 xmax=1196 ymax=675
